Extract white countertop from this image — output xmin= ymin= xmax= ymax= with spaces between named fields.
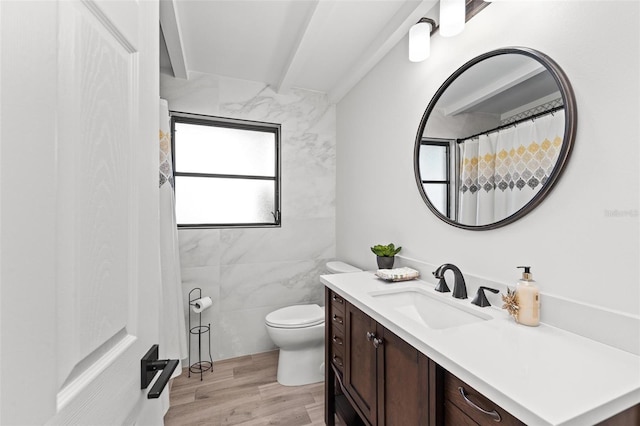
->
xmin=321 ymin=271 xmax=640 ymax=426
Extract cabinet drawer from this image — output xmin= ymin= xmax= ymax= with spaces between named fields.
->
xmin=330 ymin=310 xmax=345 ymax=333
xmin=330 ymin=327 xmax=345 ymax=374
xmin=444 ymin=372 xmax=524 ymax=426
xmin=330 ymin=291 xmax=346 ymax=309
xmin=331 ymin=343 xmax=345 ymax=374
xmin=327 ymin=290 xmax=345 ymax=329
xmin=444 ymin=399 xmax=481 ymax=426
xmin=330 ymin=293 xmax=346 ymax=319
xmin=330 ymin=329 xmax=345 ymax=350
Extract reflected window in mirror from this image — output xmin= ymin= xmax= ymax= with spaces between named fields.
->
xmin=418 ymin=139 xmax=455 ymax=219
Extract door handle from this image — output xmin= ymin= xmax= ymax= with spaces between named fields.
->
xmin=141 ymin=345 xmax=180 ymax=399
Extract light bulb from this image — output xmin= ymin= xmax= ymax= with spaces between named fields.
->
xmin=440 ymin=0 xmax=465 ymax=37
xmin=409 ymin=21 xmax=431 ymax=62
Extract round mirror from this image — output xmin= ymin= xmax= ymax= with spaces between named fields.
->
xmin=414 ymin=47 xmax=577 ymax=230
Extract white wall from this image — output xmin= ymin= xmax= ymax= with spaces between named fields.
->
xmin=336 ymin=2 xmax=639 ymax=347
xmin=161 ymin=71 xmax=336 ymax=360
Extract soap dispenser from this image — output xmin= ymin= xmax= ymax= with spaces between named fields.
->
xmin=516 ymin=266 xmax=540 ymax=326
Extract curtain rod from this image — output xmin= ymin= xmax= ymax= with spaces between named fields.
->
xmin=457 ymin=105 xmax=565 ymax=143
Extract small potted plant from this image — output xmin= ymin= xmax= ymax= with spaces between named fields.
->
xmin=370 ymin=243 xmax=402 ymax=269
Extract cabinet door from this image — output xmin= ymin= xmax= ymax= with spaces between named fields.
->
xmin=378 ymin=327 xmax=430 ymax=426
xmin=345 ymin=302 xmax=379 ymax=425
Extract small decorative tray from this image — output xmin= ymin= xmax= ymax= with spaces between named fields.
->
xmin=375 ymin=267 xmax=420 ymax=282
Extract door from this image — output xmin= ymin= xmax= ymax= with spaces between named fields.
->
xmin=0 ymin=1 xmax=161 ymax=424
xmin=345 ymin=302 xmax=378 ymax=425
xmin=378 ymin=327 xmax=430 ymax=425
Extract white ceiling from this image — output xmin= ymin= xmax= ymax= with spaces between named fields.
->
xmin=160 ymin=0 xmax=439 ymax=103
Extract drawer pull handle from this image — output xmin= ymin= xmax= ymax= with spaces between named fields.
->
xmin=332 ymin=355 xmax=343 ymax=367
xmin=332 ymin=335 xmax=343 ymax=345
xmin=366 ymin=331 xmax=375 ymax=341
xmin=458 ymin=387 xmax=502 ymax=423
xmin=373 ymin=337 xmax=383 ymax=349
xmin=332 ymin=314 xmax=343 ymax=324
xmin=332 ymin=294 xmax=344 ymax=304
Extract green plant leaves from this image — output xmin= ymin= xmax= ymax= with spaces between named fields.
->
xmin=370 ymin=243 xmax=402 ymax=257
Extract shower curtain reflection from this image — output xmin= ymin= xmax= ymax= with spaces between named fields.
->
xmin=458 ymin=110 xmax=565 ymax=226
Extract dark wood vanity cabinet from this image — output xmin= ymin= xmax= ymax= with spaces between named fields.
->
xmin=325 ymin=287 xmax=640 ymax=426
xmin=326 ymin=290 xmax=521 ymax=426
xmin=326 ymin=288 xmax=434 ymax=426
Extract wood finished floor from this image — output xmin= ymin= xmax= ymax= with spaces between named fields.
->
xmin=165 ymin=350 xmax=344 ymax=426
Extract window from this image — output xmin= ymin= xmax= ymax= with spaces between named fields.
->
xmin=171 ymin=112 xmax=281 ymax=228
xmin=418 ymin=138 xmax=453 ymax=219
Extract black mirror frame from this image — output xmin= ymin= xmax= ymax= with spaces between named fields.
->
xmin=414 ymin=47 xmax=577 ymax=230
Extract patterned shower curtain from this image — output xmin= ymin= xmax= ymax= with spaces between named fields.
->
xmin=458 ymin=110 xmax=565 ymax=226
xmin=159 ymin=99 xmax=188 ymax=378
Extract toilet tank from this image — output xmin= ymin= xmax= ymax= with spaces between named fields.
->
xmin=326 ymin=261 xmax=362 ymax=274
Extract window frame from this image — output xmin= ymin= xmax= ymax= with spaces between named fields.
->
xmin=170 ymin=111 xmax=281 ymax=229
xmin=419 ymin=138 xmax=452 ymax=219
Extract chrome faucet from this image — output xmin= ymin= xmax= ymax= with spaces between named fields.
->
xmin=432 ymin=264 xmax=467 ymax=299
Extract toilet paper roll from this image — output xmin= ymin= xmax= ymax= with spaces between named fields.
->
xmin=191 ymin=297 xmax=212 ymax=313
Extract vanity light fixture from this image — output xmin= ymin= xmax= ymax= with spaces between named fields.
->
xmin=409 ymin=18 xmax=436 ymax=62
xmin=439 ymin=0 xmax=465 ymax=37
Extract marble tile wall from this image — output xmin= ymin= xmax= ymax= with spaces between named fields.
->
xmin=161 ymin=71 xmax=336 ymax=361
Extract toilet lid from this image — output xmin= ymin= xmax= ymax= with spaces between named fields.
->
xmin=265 ymin=304 xmax=324 ymax=328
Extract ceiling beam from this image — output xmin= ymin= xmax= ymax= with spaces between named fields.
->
xmin=274 ymin=0 xmax=333 ymax=95
xmin=442 ymin=62 xmax=546 ymax=116
xmin=328 ymin=0 xmax=438 ymax=104
xmin=159 ymin=0 xmax=188 ymax=79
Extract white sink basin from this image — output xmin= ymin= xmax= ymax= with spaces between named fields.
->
xmin=369 ymin=288 xmax=492 ymax=330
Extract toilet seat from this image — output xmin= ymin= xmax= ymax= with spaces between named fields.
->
xmin=265 ymin=304 xmax=324 ymax=329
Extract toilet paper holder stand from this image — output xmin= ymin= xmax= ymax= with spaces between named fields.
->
xmin=188 ymin=287 xmax=214 ymax=381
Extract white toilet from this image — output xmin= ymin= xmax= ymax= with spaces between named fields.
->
xmin=265 ymin=261 xmax=362 ymax=386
